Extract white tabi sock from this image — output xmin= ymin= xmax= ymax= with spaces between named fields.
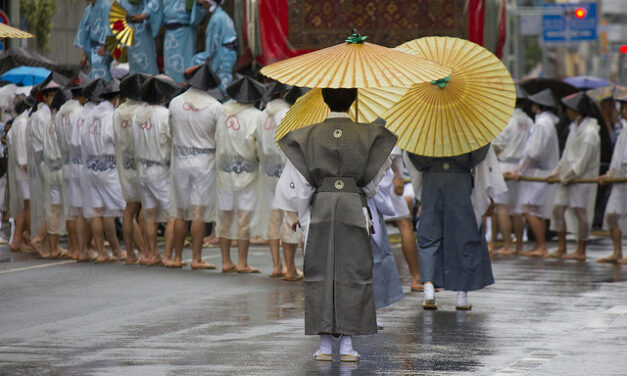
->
xmin=340 ymin=335 xmax=359 ymax=356
xmin=317 ymin=334 xmax=332 ymax=354
xmin=423 ymin=283 xmax=435 ymax=301
xmin=456 ymin=291 xmax=469 ymax=307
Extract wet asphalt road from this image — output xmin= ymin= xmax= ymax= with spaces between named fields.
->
xmin=1 ymin=237 xmax=626 ymax=376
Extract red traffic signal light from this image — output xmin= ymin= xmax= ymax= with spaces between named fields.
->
xmin=574 ymin=8 xmax=586 ymax=19
xmin=621 ymin=45 xmax=627 ymax=54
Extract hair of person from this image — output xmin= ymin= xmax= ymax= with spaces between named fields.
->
xmin=321 ymin=88 xmax=357 ymax=112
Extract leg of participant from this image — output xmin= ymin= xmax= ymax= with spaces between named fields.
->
xmin=91 ymin=212 xmax=110 ymax=262
xmin=137 ymin=208 xmax=150 ymax=261
xmin=143 ymin=208 xmax=159 ymax=264
xmin=494 ymin=204 xmax=515 ymax=255
xmin=191 ymin=218 xmax=214 ymax=269
xmin=170 ymin=217 xmax=187 ymax=266
xmin=218 ymin=210 xmax=236 ymax=272
xmin=10 ymin=200 xmax=29 ymax=251
xmin=74 ymin=209 xmax=90 ymax=261
xmin=31 ymin=221 xmax=50 ymax=258
xmin=268 ymin=209 xmax=283 ymax=276
xmin=396 ymin=217 xmax=421 ymax=291
xmin=103 ymin=217 xmax=125 ymax=260
xmin=512 ymin=214 xmax=525 ymax=254
xmin=599 ymin=214 xmax=623 ymax=263
xmin=123 ymin=201 xmax=140 ymax=263
xmin=546 ymin=205 xmax=567 ymax=258
xmin=48 ymin=204 xmax=65 ymax=258
xmin=522 ymin=210 xmax=548 ymax=257
xmin=563 ymin=207 xmax=588 ymax=260
xmin=162 ymin=218 xmax=175 ymax=264
xmin=235 ymin=210 xmax=258 ymax=273
xmin=66 ymin=219 xmax=78 ymax=259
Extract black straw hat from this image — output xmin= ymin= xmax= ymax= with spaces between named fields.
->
xmin=515 ymin=85 xmax=528 ymax=100
xmin=51 ymin=89 xmax=72 ymax=111
xmin=561 ymin=92 xmax=592 ymax=115
xmin=81 ymin=78 xmax=107 ymax=103
xmin=284 ymin=86 xmax=309 ymax=105
xmin=140 ymin=76 xmax=178 ymax=105
xmin=65 ymin=72 xmax=91 ymax=93
xmin=264 ymin=81 xmax=287 ymax=101
xmin=100 ymin=79 xmax=121 ymax=100
xmin=184 ymin=63 xmax=221 ymax=91
xmin=226 ymin=76 xmax=266 ymax=104
xmin=120 ymin=73 xmax=149 ymax=101
xmin=527 ymin=88 xmax=556 ymax=108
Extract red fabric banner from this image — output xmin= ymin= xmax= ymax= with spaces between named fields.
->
xmin=468 ymin=0 xmax=485 ymax=46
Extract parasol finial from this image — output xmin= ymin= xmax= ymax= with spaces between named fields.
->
xmin=346 ymin=29 xmax=367 ymax=44
xmin=431 ymin=76 xmax=450 ymax=89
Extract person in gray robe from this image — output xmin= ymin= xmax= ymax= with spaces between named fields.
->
xmin=278 ymin=88 xmax=397 ymax=362
xmin=406 ymin=145 xmax=495 ymax=310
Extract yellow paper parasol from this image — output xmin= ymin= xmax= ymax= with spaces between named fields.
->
xmin=0 ymin=23 xmax=34 ymax=39
xmin=260 ymin=31 xmax=451 ymax=89
xmin=109 ymin=1 xmax=134 ymax=47
xmin=384 ymin=36 xmax=516 ymax=157
xmin=276 ymin=86 xmax=409 ymax=141
xmin=105 ymin=36 xmax=128 ymax=63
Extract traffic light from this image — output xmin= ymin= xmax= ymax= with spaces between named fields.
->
xmin=574 ymin=8 xmax=586 ymax=19
xmin=621 ymin=45 xmax=627 ymax=54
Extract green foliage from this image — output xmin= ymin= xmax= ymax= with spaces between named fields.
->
xmin=20 ymin=0 xmax=58 ymax=52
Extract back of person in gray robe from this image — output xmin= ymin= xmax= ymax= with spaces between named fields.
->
xmin=278 ymin=88 xmax=397 ymax=361
xmin=407 ymin=145 xmax=495 ymax=310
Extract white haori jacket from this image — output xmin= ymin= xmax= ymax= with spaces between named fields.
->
xmin=7 ymin=112 xmax=29 ymax=215
xmin=493 ymin=108 xmax=533 ymax=170
xmin=81 ymin=101 xmax=120 ymax=185
xmin=113 ymin=99 xmax=142 ymax=187
xmin=169 ymin=87 xmax=221 ymax=169
xmin=549 ymin=117 xmax=600 ymax=236
xmin=132 ymin=103 xmax=171 ymax=182
xmin=44 ymin=112 xmax=65 ymax=187
xmin=55 ymin=100 xmax=83 ymax=181
xmin=604 ymin=119 xmax=627 ymax=233
xmin=215 ymin=101 xmax=261 ymax=191
xmin=28 ymin=103 xmax=51 ymax=235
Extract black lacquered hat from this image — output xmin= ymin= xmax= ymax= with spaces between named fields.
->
xmin=65 ymin=72 xmax=91 ymax=94
xmin=140 ymin=76 xmax=178 ymax=105
xmin=284 ymin=86 xmax=309 ymax=105
xmin=515 ymin=85 xmax=528 ymax=100
xmin=561 ymin=91 xmax=592 ymax=115
xmin=51 ymin=89 xmax=72 ymax=111
xmin=120 ymin=73 xmax=149 ymax=101
xmin=100 ymin=79 xmax=121 ymax=100
xmin=184 ymin=63 xmax=221 ymax=91
xmin=81 ymin=78 xmax=107 ymax=103
xmin=527 ymin=88 xmax=557 ymax=108
xmin=264 ymin=81 xmax=287 ymax=101
xmin=226 ymin=75 xmax=266 ymax=104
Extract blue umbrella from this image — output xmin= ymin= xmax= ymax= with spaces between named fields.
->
xmin=563 ymin=76 xmax=611 ymax=90
xmin=1 ymin=65 xmax=51 ymax=86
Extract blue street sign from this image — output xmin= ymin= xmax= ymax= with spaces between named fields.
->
xmin=542 ymin=2 xmax=597 ymax=43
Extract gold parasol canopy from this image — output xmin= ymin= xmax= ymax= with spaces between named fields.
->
xmin=275 ymin=86 xmax=409 ymax=141
xmin=260 ymin=31 xmax=451 ymax=89
xmin=109 ymin=1 xmax=134 ymax=47
xmin=0 ymin=23 xmax=34 ymax=39
xmin=385 ymin=36 xmax=516 ymax=157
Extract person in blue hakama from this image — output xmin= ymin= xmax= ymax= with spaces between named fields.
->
xmin=367 ymin=170 xmax=404 ymax=311
xmin=130 ymin=0 xmax=204 ymax=83
xmin=121 ymin=0 xmax=159 ymax=75
xmin=406 ymin=144 xmax=495 ymax=311
xmin=192 ymin=0 xmax=237 ymax=91
xmin=74 ymin=0 xmax=113 ymax=82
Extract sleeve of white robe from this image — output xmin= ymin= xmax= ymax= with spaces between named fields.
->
xmin=402 ymin=151 xmax=423 ymax=201
xmin=16 ymin=117 xmax=29 ymax=169
xmin=471 ymin=144 xmax=508 ymax=229
xmin=362 ymin=158 xmax=391 ymax=199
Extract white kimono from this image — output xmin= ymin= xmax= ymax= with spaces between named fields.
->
xmin=132 ymin=103 xmax=171 ymax=222
xmin=7 ymin=112 xmax=30 ymax=217
xmin=168 ymin=88 xmax=221 ymax=222
xmin=550 ymin=117 xmax=601 ymax=239
xmin=517 ymin=111 xmax=560 ymax=218
xmin=215 ymin=101 xmax=262 ymax=239
xmin=604 ymin=118 xmax=627 ymax=233
xmin=492 ymin=108 xmax=532 ymax=210
xmin=256 ymin=98 xmax=290 ymax=239
xmin=67 ymin=102 xmax=91 ymax=216
xmin=81 ymin=101 xmax=125 ymax=218
xmin=384 ymin=146 xmax=411 ymax=221
xmin=43 ymin=111 xmax=67 ymax=234
xmin=113 ymin=99 xmax=143 ymax=202
xmin=28 ymin=103 xmax=51 ymax=235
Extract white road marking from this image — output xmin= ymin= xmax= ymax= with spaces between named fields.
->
xmin=0 ymin=260 xmax=76 ymax=275
xmin=584 ymin=305 xmax=627 ymax=330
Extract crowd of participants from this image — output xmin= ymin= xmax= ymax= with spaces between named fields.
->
xmin=489 ymin=87 xmax=627 ymax=264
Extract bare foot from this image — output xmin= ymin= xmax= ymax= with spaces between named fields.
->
xmin=597 ymin=255 xmax=621 ymax=264
xmin=525 ymin=249 xmax=547 ymax=258
xmin=617 ymin=258 xmax=627 ymax=265
xmin=562 ymin=252 xmax=586 ymax=261
xmin=494 ymin=246 xmax=516 ymax=256
xmin=31 ymin=238 xmax=51 ymax=258
xmin=222 ymin=263 xmax=237 ymax=273
xmin=95 ymin=254 xmax=113 ymax=263
xmin=51 ymin=247 xmax=68 ymax=259
xmin=191 ymin=260 xmax=217 ymax=270
xmin=236 ymin=265 xmax=261 ymax=273
xmin=410 ymin=283 xmax=424 ymax=292
xmin=270 ymin=264 xmax=283 ymax=277
xmin=545 ymin=249 xmax=565 ymax=259
xmin=112 ymin=250 xmax=127 ymax=261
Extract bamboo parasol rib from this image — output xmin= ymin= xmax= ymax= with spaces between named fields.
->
xmin=0 ymin=23 xmax=34 ymax=39
xmin=505 ymin=176 xmax=627 ymax=184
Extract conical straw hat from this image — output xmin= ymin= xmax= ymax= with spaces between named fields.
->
xmin=109 ymin=1 xmax=134 ymax=47
xmin=275 ymin=86 xmax=409 ymax=141
xmin=260 ymin=31 xmax=451 ymax=89
xmin=0 ymin=23 xmax=34 ymax=39
xmin=384 ymin=36 xmax=515 ymax=157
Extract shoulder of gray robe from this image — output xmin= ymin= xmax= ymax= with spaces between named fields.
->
xmin=278 ymin=118 xmax=398 ymax=186
xmin=407 ymin=144 xmax=491 ymax=172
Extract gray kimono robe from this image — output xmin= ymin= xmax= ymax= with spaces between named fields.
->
xmin=407 ymin=145 xmax=495 ymax=292
xmin=278 ymin=116 xmax=397 ymax=336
